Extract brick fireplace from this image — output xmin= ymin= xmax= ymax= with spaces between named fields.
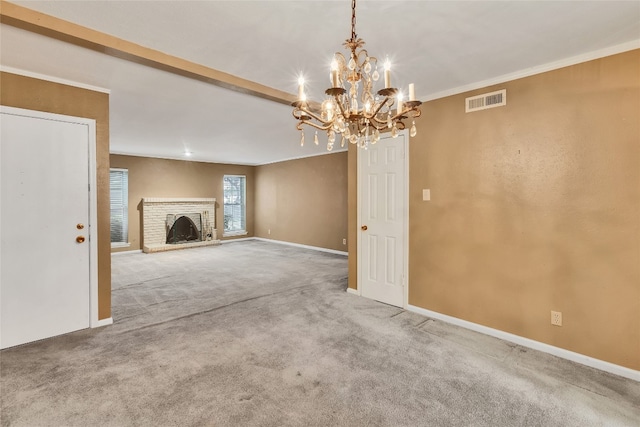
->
xmin=142 ymin=197 xmax=220 ymax=253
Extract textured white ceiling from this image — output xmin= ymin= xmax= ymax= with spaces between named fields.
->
xmin=2 ymin=1 xmax=639 ymax=165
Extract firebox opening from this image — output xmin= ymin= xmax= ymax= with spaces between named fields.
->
xmin=166 ymin=214 xmax=201 ymax=244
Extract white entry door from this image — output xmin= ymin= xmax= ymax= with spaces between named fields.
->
xmin=358 ymin=131 xmax=408 ymax=307
xmin=1 ymin=107 xmax=94 ymax=349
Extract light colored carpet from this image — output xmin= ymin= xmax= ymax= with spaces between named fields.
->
xmin=1 ymin=240 xmax=638 ymax=426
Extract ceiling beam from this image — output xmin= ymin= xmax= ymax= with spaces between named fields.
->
xmin=0 ymin=0 xmax=297 ymax=106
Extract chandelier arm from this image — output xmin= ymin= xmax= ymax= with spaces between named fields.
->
xmin=299 ymin=107 xmax=332 ymax=127
xmin=294 ymin=105 xmax=336 ymax=132
xmin=355 ymin=49 xmax=369 ymax=67
xmin=368 ymin=117 xmax=389 ymax=130
xmin=391 ymin=108 xmax=411 ymax=121
xmin=393 ymin=101 xmax=423 ymax=120
xmin=299 ymin=120 xmax=333 ymax=132
xmin=370 ymin=97 xmax=392 ymax=118
xmin=294 ymin=106 xmax=323 ymax=120
xmin=390 ymin=104 xmax=422 ymax=122
xmin=292 ymin=108 xmax=306 ymax=120
xmin=333 ymin=95 xmax=350 ymax=120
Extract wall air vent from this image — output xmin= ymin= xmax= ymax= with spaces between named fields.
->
xmin=465 ymin=89 xmax=506 ymax=113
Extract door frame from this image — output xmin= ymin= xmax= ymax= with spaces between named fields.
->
xmin=356 ymin=129 xmax=409 ymax=308
xmin=0 ymin=106 xmax=100 ymax=328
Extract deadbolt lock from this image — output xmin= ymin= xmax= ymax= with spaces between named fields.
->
xmin=77 ymin=223 xmax=84 ymax=230
xmin=361 ymin=225 xmax=368 ymax=231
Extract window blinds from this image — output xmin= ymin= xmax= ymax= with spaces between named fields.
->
xmin=223 ymin=175 xmax=246 ymax=232
xmin=110 ymin=169 xmax=128 ymax=243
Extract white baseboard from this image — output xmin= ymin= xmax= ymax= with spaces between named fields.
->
xmin=253 ymin=237 xmax=348 ymax=256
xmin=346 ymin=287 xmax=360 ymax=296
xmin=91 ymin=317 xmax=113 ymax=328
xmin=111 ymin=249 xmax=142 ymax=256
xmin=221 ymin=237 xmax=256 ymax=243
xmin=407 ymin=304 xmax=640 ymax=382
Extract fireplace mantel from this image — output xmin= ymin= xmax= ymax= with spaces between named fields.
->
xmin=142 ymin=198 xmax=220 ymax=253
xmin=142 ymin=197 xmax=216 ymax=204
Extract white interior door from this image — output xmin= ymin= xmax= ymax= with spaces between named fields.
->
xmin=1 ymin=107 xmax=93 ymax=349
xmin=358 ymin=131 xmax=408 ymax=307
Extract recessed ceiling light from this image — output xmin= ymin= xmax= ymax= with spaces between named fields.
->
xmin=184 ymin=151 xmax=192 ymax=157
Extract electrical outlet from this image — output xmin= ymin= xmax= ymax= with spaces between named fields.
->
xmin=342 ymin=238 xmax=347 ymax=245
xmin=551 ymin=311 xmax=562 ymax=326
xmin=268 ymin=229 xmax=271 ymax=235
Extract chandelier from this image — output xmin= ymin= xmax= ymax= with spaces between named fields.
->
xmin=292 ymin=0 xmax=421 ymax=151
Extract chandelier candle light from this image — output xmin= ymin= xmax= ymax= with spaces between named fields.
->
xmin=292 ymin=0 xmax=421 ymax=151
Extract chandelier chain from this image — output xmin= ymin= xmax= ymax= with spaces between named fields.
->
xmin=351 ymin=0 xmax=357 ymax=42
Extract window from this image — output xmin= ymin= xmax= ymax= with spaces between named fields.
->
xmin=223 ymin=175 xmax=246 ymax=236
xmin=110 ymin=168 xmax=129 ymax=247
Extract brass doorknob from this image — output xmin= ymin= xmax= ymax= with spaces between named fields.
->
xmin=76 ymin=236 xmax=85 ymax=243
xmin=77 ymin=223 xmax=84 ymax=230
xmin=361 ymin=225 xmax=368 ymax=231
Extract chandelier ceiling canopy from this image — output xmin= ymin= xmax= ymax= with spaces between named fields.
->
xmin=292 ymin=0 xmax=422 ymax=151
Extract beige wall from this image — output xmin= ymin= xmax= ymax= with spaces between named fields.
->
xmin=255 ymin=152 xmax=348 ymax=252
xmin=110 ymin=155 xmax=255 ymax=252
xmin=405 ymin=50 xmax=639 ymax=369
xmin=1 ymin=72 xmax=112 ymax=320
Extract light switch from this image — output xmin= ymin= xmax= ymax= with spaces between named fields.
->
xmin=422 ymin=189 xmax=431 ymax=201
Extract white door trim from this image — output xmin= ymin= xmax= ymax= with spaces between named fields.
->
xmin=357 ymin=130 xmax=409 ymax=308
xmin=0 ymin=106 xmax=100 ymax=328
